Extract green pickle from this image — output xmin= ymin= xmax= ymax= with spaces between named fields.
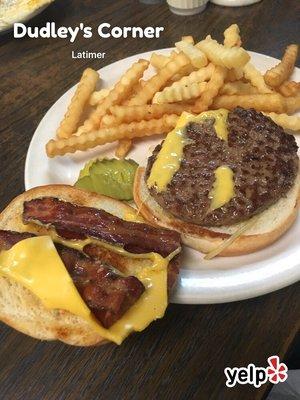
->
xmin=74 ymin=158 xmax=138 ymax=201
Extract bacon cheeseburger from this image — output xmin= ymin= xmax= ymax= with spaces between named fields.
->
xmin=134 ymin=107 xmax=299 ymax=257
xmin=0 ymin=186 xmax=181 ymax=345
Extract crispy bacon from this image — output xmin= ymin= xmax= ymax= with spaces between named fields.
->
xmin=84 ymin=243 xmax=181 ymax=292
xmin=0 ymin=230 xmax=145 ymax=328
xmin=56 ymin=244 xmax=145 ymax=328
xmin=23 ymin=197 xmax=181 ymax=257
xmin=0 ymin=230 xmax=35 ymax=250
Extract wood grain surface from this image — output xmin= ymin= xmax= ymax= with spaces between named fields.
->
xmin=0 ymin=0 xmax=299 ymax=399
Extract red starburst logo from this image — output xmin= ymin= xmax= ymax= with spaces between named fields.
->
xmin=267 ymin=356 xmax=288 ymax=384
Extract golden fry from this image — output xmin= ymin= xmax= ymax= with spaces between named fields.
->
xmin=223 ymin=24 xmax=242 ymax=48
xmin=153 ymin=81 xmax=207 ymax=103
xmin=182 ymin=35 xmax=194 ymax=44
xmin=193 ymin=65 xmax=227 ymax=113
xmin=175 ymin=40 xmax=207 ymax=68
xmin=115 ymin=139 xmax=132 ymax=158
xmin=46 ymin=115 xmax=179 ymax=157
xmin=264 ymin=44 xmax=298 ymax=87
xmin=278 ymin=81 xmax=300 ymax=97
xmin=56 ymin=68 xmax=99 ymax=139
xmin=101 ymin=114 xmax=121 ymax=127
xmin=76 ymin=59 xmax=149 ymax=135
xmin=169 ymin=64 xmax=196 ymax=83
xmin=128 ymin=52 xmax=190 ymax=106
xmin=265 ymin=112 xmax=300 ymax=131
xmin=89 ymin=88 xmax=111 ymax=106
xmin=155 ymin=63 xmax=214 ymax=102
xmin=243 ymin=63 xmax=273 ymax=93
xmin=211 ymin=93 xmax=286 ymax=113
xmin=220 ymin=81 xmax=259 ymax=95
xmin=196 ymin=36 xmax=250 ymax=68
xmin=285 ymin=95 xmax=300 ymax=114
xmin=110 ymin=103 xmax=193 ymax=123
xmin=150 ymin=53 xmax=170 ymax=69
xmin=226 ymin=67 xmax=243 ymax=82
xmin=170 ymin=50 xmax=179 ymax=59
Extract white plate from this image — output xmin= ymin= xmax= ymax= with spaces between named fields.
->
xmin=0 ymin=1 xmax=53 ymax=33
xmin=25 ymin=49 xmax=300 ymax=304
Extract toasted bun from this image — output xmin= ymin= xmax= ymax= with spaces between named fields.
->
xmin=134 ymin=168 xmax=300 ymax=257
xmin=0 ymin=185 xmax=152 ymax=346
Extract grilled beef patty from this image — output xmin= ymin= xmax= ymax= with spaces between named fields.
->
xmin=145 ymin=107 xmax=299 ymax=227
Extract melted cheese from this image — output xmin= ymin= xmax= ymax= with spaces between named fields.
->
xmin=0 ymin=236 xmax=178 ymax=345
xmin=196 ymin=109 xmax=229 ymax=141
xmin=147 ymin=109 xmax=229 ymax=192
xmin=123 ymin=210 xmax=145 ymax=223
xmin=147 ymin=112 xmax=190 ymax=193
xmin=209 ymin=165 xmax=235 ymax=210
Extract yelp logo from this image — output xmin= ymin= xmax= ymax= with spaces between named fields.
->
xmin=224 ymin=356 xmax=288 ymax=388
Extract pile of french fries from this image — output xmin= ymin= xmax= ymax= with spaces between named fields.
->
xmin=46 ymin=24 xmax=300 ymax=158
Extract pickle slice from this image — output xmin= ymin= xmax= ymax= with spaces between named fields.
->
xmin=74 ymin=159 xmax=138 ymax=201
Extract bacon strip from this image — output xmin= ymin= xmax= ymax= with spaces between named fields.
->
xmin=23 ymin=197 xmax=181 ymax=257
xmin=84 ymin=243 xmax=180 ymax=292
xmin=0 ymin=230 xmax=145 ymax=328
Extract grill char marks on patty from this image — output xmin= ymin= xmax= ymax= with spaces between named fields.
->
xmin=146 ymin=107 xmax=299 ymax=227
xmin=0 ymin=230 xmax=145 ymax=329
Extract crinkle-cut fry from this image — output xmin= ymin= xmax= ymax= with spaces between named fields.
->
xmin=128 ymin=52 xmax=190 ymax=106
xmin=167 ymin=51 xmax=196 ymax=81
xmin=153 ymin=81 xmax=207 ymax=104
xmin=150 ymin=53 xmax=171 ymax=69
xmin=220 ymin=81 xmax=259 ymax=95
xmin=285 ymin=95 xmax=300 ymax=114
xmin=56 ymin=68 xmax=99 ymax=139
xmin=158 ymin=63 xmax=214 ymax=96
xmin=121 ymin=81 xmax=146 ymax=107
xmin=182 ymin=35 xmax=194 ymax=44
xmin=169 ymin=64 xmax=196 ymax=83
xmin=110 ymin=103 xmax=193 ymax=124
xmin=101 ymin=114 xmax=121 ymax=127
xmin=243 ymin=62 xmax=273 ymax=94
xmin=193 ymin=66 xmax=227 ymax=113
xmin=130 ymin=79 xmax=146 ymax=97
xmin=46 ymin=115 xmax=179 ymax=158
xmin=117 ymin=76 xmax=149 ymax=154
xmin=264 ymin=112 xmax=300 ymax=131
xmin=264 ymin=44 xmax=298 ymax=87
xmin=211 ymin=94 xmax=286 ymax=113
xmin=226 ymin=67 xmax=243 ymax=82
xmin=278 ymin=81 xmax=300 ymax=97
xmin=175 ymin=40 xmax=208 ymax=68
xmin=76 ymin=59 xmax=149 ymax=134
xmin=89 ymin=88 xmax=111 ymax=106
xmin=196 ymin=36 xmax=250 ymax=68
xmin=223 ymin=24 xmax=241 ymax=48
xmin=115 ymin=139 xmax=132 ymax=158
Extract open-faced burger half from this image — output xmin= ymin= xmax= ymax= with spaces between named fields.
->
xmin=0 ymin=185 xmax=182 ymax=345
xmin=134 ymin=107 xmax=299 ymax=256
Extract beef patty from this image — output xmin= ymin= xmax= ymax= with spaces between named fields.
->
xmin=145 ymin=107 xmax=299 ymax=226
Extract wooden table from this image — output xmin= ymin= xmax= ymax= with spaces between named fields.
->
xmin=0 ymin=0 xmax=299 ymax=399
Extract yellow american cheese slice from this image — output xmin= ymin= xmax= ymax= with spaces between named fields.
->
xmin=0 ymin=236 xmax=171 ymax=345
